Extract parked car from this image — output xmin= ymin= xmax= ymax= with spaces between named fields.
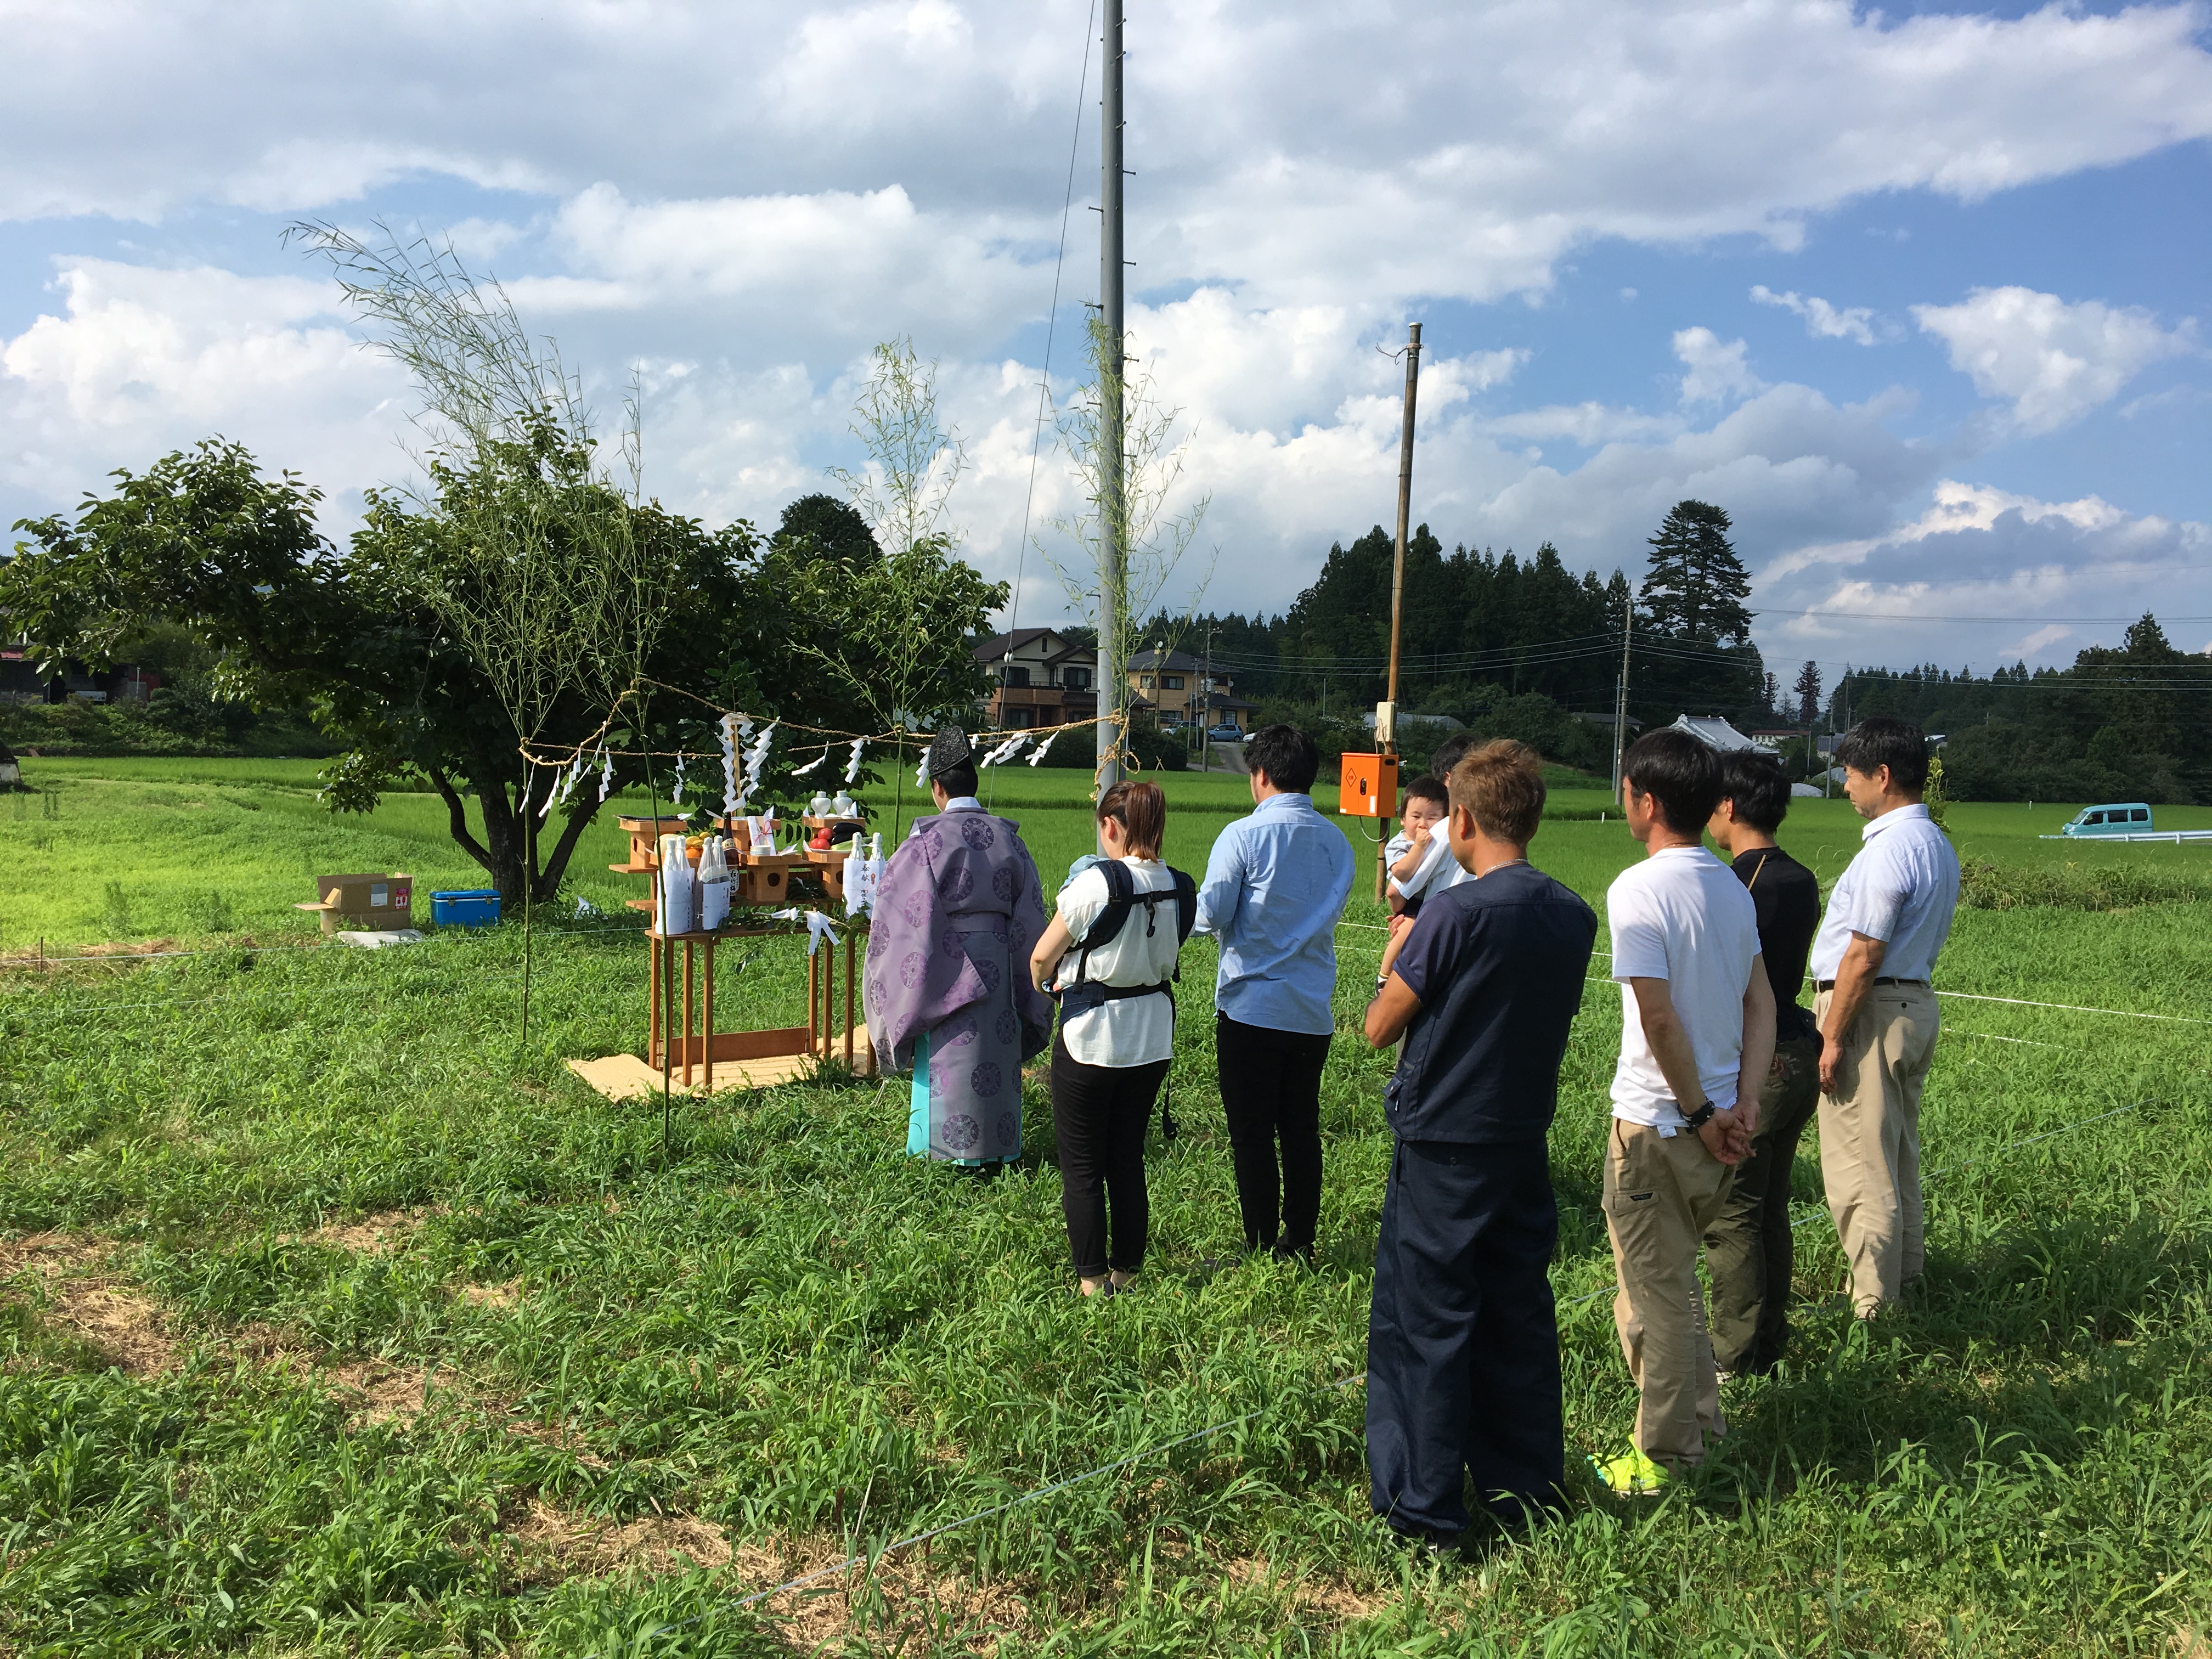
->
xmin=1206 ymin=723 xmax=1246 ymax=743
xmin=2060 ymin=802 xmax=2153 ymax=837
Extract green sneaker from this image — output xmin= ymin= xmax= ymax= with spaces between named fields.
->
xmin=1589 ymin=1447 xmax=1670 ymax=1497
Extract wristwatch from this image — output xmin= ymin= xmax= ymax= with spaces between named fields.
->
xmin=1681 ymin=1100 xmax=1717 ymax=1131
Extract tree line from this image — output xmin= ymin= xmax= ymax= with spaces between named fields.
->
xmin=1142 ymin=499 xmax=1769 ymax=770
xmin=1792 ymin=617 xmax=2212 ymax=804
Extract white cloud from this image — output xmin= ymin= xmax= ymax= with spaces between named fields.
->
xmin=1751 ymin=285 xmax=1880 ymax=345
xmin=1912 ymin=286 xmax=2199 ymax=435
xmin=1674 ymin=328 xmax=1762 ymax=406
xmin=0 ymin=258 xmax=410 ymax=510
xmin=1480 ymin=404 xmax=1684 ymax=447
xmin=3 ymin=2 xmax=2210 ymax=315
xmin=1753 ymin=479 xmax=2212 ymax=667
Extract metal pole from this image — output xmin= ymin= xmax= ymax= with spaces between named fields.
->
xmin=1095 ymin=0 xmax=1126 ymax=820
xmin=1381 ymin=322 xmax=1421 ymax=898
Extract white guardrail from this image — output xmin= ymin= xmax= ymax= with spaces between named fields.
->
xmin=2036 ymin=830 xmax=2212 ymax=843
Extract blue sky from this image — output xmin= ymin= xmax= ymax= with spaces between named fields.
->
xmin=2 ymin=0 xmax=2207 ymax=681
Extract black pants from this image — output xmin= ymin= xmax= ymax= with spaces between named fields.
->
xmin=1051 ymin=1031 xmax=1169 ymax=1278
xmin=1703 ymin=1030 xmax=1822 ymax=1374
xmin=1215 ymin=1013 xmax=1330 ymax=1254
xmin=1367 ymin=1136 xmax=1563 ymax=1536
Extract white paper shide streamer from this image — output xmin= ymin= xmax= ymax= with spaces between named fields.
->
xmin=720 ymin=715 xmax=749 ymax=816
xmin=978 ymin=733 xmax=1030 ymax=769
xmin=743 ymin=720 xmax=777 ymax=806
xmin=845 ymin=738 xmax=866 ymax=786
xmin=1026 ymin=731 xmax=1058 ymax=766
xmin=770 ymin=906 xmax=842 ymax=956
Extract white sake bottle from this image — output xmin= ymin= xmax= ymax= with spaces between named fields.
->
xmin=698 ymin=834 xmax=731 ymax=932
xmin=842 ymin=833 xmax=866 ymax=917
xmin=658 ymin=834 xmax=697 ymax=934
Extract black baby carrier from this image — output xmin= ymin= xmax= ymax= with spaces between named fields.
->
xmin=1055 ymin=860 xmax=1197 ymax=1137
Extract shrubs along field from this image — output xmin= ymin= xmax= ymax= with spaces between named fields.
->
xmin=3 ymin=760 xmax=2211 ymax=1655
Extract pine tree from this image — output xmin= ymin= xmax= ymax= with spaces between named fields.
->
xmin=1641 ymin=499 xmax=1752 ymax=642
xmin=1793 ymin=660 xmax=1822 ymax=725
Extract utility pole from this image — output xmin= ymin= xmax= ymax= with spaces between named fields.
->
xmin=1611 ymin=596 xmax=1634 ymax=800
xmin=1094 ymin=0 xmax=1127 ymax=820
xmin=1379 ymin=321 xmax=1423 ymax=898
xmin=1199 ymin=620 xmax=1215 ymax=773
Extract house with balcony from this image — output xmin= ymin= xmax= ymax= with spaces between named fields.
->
xmin=1127 ymin=647 xmax=1257 ymax=732
xmin=972 ymin=628 xmax=1098 ymax=729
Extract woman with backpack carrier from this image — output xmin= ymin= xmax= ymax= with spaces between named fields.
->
xmin=1028 ymin=781 xmax=1197 ymax=1299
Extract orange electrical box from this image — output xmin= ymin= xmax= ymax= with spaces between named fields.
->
xmin=1338 ymin=753 xmax=1399 ymax=818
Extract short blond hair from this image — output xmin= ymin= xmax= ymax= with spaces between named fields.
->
xmin=1448 ymin=739 xmax=1545 ymax=844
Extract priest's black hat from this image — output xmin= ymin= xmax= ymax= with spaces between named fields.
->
xmin=926 ymin=726 xmax=974 ymax=778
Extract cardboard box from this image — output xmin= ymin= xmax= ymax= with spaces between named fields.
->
xmin=296 ymin=872 xmax=414 ymax=936
xmin=1338 ymin=753 xmax=1400 ymax=819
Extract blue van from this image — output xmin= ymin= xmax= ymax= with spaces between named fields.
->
xmin=2061 ymin=803 xmax=2153 ymax=837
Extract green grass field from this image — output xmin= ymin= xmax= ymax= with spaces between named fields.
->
xmin=4 ymin=757 xmax=2211 ymax=1655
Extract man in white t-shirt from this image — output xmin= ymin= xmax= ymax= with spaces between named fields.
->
xmin=1593 ymin=729 xmax=1776 ymax=1497
xmin=1809 ymin=716 xmax=1960 ymax=1318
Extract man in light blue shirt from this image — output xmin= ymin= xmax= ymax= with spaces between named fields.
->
xmin=1809 ymin=716 xmax=1961 ymax=1317
xmin=1194 ymin=724 xmax=1356 ymax=1261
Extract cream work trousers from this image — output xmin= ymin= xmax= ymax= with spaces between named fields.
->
xmin=1604 ymin=1118 xmax=1733 ymax=1472
xmin=1814 ymin=983 xmax=1940 ymax=1314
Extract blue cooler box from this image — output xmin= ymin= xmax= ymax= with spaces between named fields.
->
xmin=431 ymin=889 xmax=502 ymax=928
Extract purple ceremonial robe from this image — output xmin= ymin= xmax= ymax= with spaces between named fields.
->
xmin=864 ymin=803 xmax=1054 ymax=1164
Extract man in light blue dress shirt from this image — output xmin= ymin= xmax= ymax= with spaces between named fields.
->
xmin=1809 ymin=716 xmax=1960 ymax=1317
xmin=1194 ymin=724 xmax=1356 ymax=1261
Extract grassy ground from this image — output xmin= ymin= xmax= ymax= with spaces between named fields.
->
xmin=3 ymin=759 xmax=2211 ymax=1654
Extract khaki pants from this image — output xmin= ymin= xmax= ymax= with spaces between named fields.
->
xmin=1814 ymin=983 xmax=1940 ymax=1314
xmin=1604 ymin=1118 xmax=1733 ymax=1472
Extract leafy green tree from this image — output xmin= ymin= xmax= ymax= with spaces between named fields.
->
xmin=774 ymin=494 xmax=880 ymax=565
xmin=1 ymin=439 xmax=870 ymax=902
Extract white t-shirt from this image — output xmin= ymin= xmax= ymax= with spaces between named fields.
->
xmin=1051 ymin=858 xmax=1183 ymax=1066
xmin=1809 ymin=804 xmax=1960 ymax=983
xmin=1607 ymin=845 xmax=1760 ymax=1128
xmin=1389 ymin=830 xmax=1472 ymax=906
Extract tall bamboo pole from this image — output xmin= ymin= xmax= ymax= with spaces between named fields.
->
xmin=1095 ymin=0 xmax=1126 ymax=829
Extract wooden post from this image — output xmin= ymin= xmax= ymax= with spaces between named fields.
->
xmin=702 ymin=935 xmax=716 ymax=1096
xmin=648 ymin=929 xmax=662 ymax=1065
xmin=682 ymin=940 xmax=697 ymax=1087
xmin=1379 ymin=320 xmax=1422 ymax=900
xmin=844 ymin=928 xmax=856 ymax=1069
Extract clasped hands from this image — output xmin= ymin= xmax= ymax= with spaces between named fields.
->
xmin=1696 ymin=1102 xmax=1755 ymax=1165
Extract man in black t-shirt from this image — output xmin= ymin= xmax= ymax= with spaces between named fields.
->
xmin=1362 ymin=741 xmax=1597 ymax=1545
xmin=1702 ymin=751 xmax=1823 ymax=1375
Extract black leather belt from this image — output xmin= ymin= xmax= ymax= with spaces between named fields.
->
xmin=1813 ymin=977 xmax=1927 ymax=992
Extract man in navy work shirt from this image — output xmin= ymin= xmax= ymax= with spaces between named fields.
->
xmin=1362 ymin=740 xmax=1597 ymax=1546
xmin=1194 ymin=724 xmax=1357 ymax=1261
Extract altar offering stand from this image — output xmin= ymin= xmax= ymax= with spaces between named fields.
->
xmin=566 ymin=820 xmax=871 ymax=1102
